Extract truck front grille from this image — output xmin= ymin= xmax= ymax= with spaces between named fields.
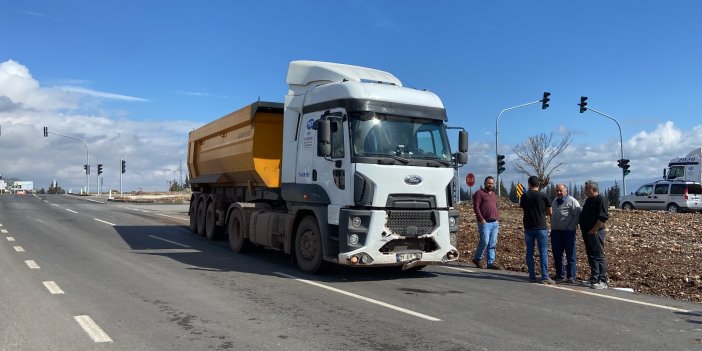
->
xmin=386 ymin=210 xmax=436 ymax=236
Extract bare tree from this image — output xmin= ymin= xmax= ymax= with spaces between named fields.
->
xmin=513 ymin=133 xmax=571 ymax=189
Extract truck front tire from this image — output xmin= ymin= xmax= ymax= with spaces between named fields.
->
xmin=295 ymin=217 xmax=325 ymax=274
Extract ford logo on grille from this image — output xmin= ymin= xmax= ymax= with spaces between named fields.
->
xmin=404 ymin=175 xmax=423 ymax=185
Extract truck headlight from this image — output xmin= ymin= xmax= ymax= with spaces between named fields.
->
xmin=349 ymin=233 xmax=359 ymax=245
xmin=448 ymin=216 xmax=456 ymax=227
xmin=351 ymin=216 xmax=362 ymax=228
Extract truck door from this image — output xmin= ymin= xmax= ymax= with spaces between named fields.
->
xmin=296 ymin=110 xmax=351 ymax=224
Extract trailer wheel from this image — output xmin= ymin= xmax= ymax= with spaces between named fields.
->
xmin=228 ymin=210 xmax=251 ymax=253
xmin=295 ymin=217 xmax=325 ymax=274
xmin=205 ymin=202 xmax=221 ymax=240
xmin=189 ymin=199 xmax=198 ymax=233
xmin=196 ymin=200 xmax=206 ymax=236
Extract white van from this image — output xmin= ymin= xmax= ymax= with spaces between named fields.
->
xmin=620 ymin=180 xmax=702 ymax=212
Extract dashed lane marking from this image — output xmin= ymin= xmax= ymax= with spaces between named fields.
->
xmin=25 ymin=260 xmax=40 ymax=269
xmin=156 ymin=213 xmax=188 ymax=221
xmin=274 ymin=271 xmax=441 ymax=322
xmin=147 ymin=235 xmax=190 ymax=248
xmin=86 ymin=199 xmax=104 ymax=204
xmin=93 ymin=218 xmax=116 ymax=226
xmin=66 ymin=208 xmax=78 ymax=214
xmin=43 ymin=281 xmax=65 ymax=294
xmin=1 ymin=229 xmax=7 ymax=233
xmin=13 ymin=246 xmax=25 ymax=252
xmin=73 ymin=315 xmax=113 ymax=343
xmin=441 ymin=266 xmax=690 ymax=313
xmin=7 ymin=237 xmax=15 ymax=242
xmin=51 ymin=204 xmax=60 ymax=207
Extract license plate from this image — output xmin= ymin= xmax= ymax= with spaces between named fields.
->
xmin=396 ymin=252 xmax=422 ymax=262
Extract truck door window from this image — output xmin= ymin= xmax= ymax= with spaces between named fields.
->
xmin=654 ymin=184 xmax=669 ymax=195
xmin=330 ymin=118 xmax=344 ymax=159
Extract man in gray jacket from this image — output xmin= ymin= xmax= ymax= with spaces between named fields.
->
xmin=551 ymin=184 xmax=581 ymax=283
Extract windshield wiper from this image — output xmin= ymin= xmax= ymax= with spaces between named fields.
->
xmin=412 ymin=155 xmax=451 ymax=166
xmin=363 ymin=153 xmax=410 ymax=164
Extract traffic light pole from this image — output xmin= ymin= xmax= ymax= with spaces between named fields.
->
xmin=495 ymin=100 xmax=542 ymax=196
xmin=45 ymin=130 xmax=90 ymax=194
xmin=581 ymin=106 xmax=627 ymax=196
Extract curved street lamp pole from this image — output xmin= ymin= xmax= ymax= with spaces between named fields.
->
xmin=581 ymin=107 xmax=626 ymax=196
xmin=495 ymin=100 xmax=541 ymax=196
xmin=44 ymin=129 xmax=90 ymax=194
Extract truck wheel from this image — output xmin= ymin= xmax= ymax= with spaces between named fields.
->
xmin=295 ymin=217 xmax=325 ymax=274
xmin=228 ymin=210 xmax=251 ymax=253
xmin=667 ymin=203 xmax=679 ymax=213
xmin=196 ymin=201 xmax=206 ymax=236
xmin=189 ymin=200 xmax=198 ymax=233
xmin=205 ymin=202 xmax=221 ymax=240
xmin=621 ymin=202 xmax=634 ymax=211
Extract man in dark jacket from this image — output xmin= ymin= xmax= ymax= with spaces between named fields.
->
xmin=579 ymin=180 xmax=609 ymax=289
xmin=520 ymin=176 xmax=553 ymax=284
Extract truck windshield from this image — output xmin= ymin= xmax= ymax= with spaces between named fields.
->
xmin=349 ymin=112 xmax=452 ymax=166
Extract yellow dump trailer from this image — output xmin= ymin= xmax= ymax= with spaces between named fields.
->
xmin=188 ymin=102 xmax=284 ymax=188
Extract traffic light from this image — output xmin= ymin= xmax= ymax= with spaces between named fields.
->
xmin=541 ymin=92 xmax=551 ymax=109
xmin=43 ymin=126 xmax=48 ymax=137
xmin=121 ymin=160 xmax=126 ymax=174
xmin=497 ymin=154 xmax=506 ymax=174
xmin=579 ymin=96 xmax=588 ymax=113
xmin=97 ymin=164 xmax=103 ymax=175
xmin=619 ymin=159 xmax=630 ymax=176
xmin=83 ymin=164 xmax=89 ymax=175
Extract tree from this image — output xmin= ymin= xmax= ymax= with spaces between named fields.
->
xmin=498 ymin=180 xmax=509 ymax=198
xmin=607 ymin=181 xmax=621 ymax=208
xmin=509 ymin=181 xmax=518 ymax=203
xmin=512 ymin=132 xmax=571 ymax=189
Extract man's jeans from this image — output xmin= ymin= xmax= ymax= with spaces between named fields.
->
xmin=551 ymin=229 xmax=577 ymax=279
xmin=525 ymin=229 xmax=549 ymax=280
xmin=474 ymin=221 xmax=499 ymax=265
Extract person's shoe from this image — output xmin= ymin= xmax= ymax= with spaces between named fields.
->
xmin=528 ymin=277 xmax=538 ymax=283
xmin=591 ymin=282 xmax=608 ymax=290
xmin=539 ymin=278 xmax=556 ymax=285
xmin=487 ymin=263 xmax=501 ymax=270
xmin=566 ymin=278 xmax=577 ymax=284
xmin=471 ymin=258 xmax=483 ymax=268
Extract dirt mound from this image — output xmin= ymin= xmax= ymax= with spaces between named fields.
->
xmin=457 ymin=200 xmax=702 ymax=302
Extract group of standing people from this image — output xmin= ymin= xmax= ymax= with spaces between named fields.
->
xmin=471 ymin=176 xmax=610 ymax=289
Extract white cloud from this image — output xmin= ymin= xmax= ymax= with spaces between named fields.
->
xmin=0 ymin=60 xmax=196 ymax=192
xmin=59 ymin=86 xmax=149 ymax=102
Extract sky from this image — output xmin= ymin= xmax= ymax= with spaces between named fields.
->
xmin=1 ymin=1 xmax=702 ymax=193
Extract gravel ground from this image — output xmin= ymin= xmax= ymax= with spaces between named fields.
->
xmin=457 ymin=199 xmax=702 ymax=303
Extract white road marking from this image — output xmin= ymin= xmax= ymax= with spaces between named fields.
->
xmin=44 ymin=200 xmax=49 ymax=203
xmin=52 ymin=204 xmax=60 ymax=207
xmin=0 ymin=223 xmax=3 ymax=226
xmin=1 ymin=229 xmax=8 ymax=234
xmin=131 ymin=249 xmax=202 ymax=254
xmin=93 ymin=218 xmax=115 ymax=226
xmin=86 ymin=199 xmax=104 ymax=204
xmin=43 ymin=281 xmax=65 ymax=294
xmin=73 ymin=315 xmax=113 ymax=343
xmin=66 ymin=208 xmax=78 ymax=213
xmin=442 ymin=265 xmax=690 ymax=313
xmin=156 ymin=213 xmax=188 ymax=221
xmin=7 ymin=237 xmax=15 ymax=242
xmin=274 ymin=271 xmax=441 ymax=322
xmin=25 ymin=260 xmax=40 ymax=269
xmin=147 ymin=235 xmax=190 ymax=248
xmin=13 ymin=246 xmax=25 ymax=252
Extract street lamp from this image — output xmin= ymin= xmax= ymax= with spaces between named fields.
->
xmin=43 ymin=127 xmax=90 ymax=194
xmin=577 ymin=100 xmax=628 ymax=195
xmin=495 ymin=92 xmax=551 ymax=196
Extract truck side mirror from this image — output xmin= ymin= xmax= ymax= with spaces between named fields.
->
xmin=456 ymin=130 xmax=468 ymax=164
xmin=317 ymin=119 xmax=332 ymax=157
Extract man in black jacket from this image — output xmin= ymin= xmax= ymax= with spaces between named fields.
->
xmin=579 ymin=180 xmax=609 ymax=289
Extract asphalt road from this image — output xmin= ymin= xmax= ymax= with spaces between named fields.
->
xmin=1 ymin=194 xmax=700 ymax=350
